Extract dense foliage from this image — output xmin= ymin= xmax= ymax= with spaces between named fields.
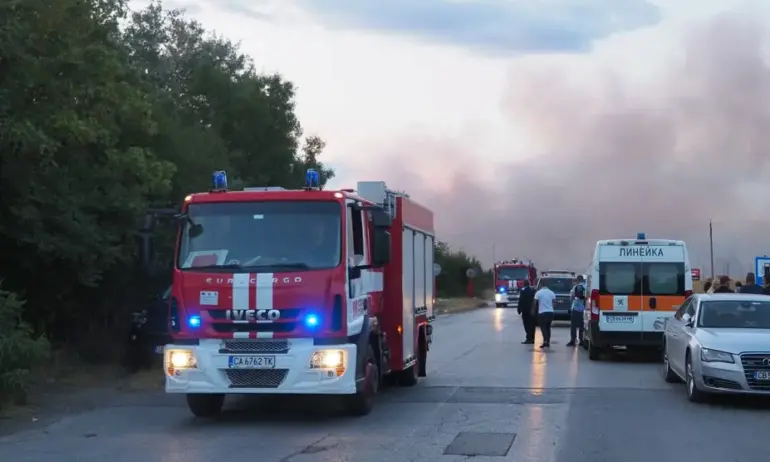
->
xmin=434 ymin=242 xmax=492 ymax=298
xmin=0 ymin=0 xmax=335 ymax=402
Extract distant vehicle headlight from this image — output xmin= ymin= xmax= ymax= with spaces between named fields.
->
xmin=700 ymin=348 xmax=734 ymax=364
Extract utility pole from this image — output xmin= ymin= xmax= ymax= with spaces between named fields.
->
xmin=709 ymin=219 xmax=715 ymax=278
xmin=492 ymin=243 xmax=497 ymax=268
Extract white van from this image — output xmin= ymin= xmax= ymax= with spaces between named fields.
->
xmin=583 ymin=233 xmax=693 ymax=360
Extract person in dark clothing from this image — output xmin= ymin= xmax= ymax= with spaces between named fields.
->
xmin=713 ymin=275 xmax=734 ymax=293
xmin=703 ymin=278 xmax=713 ymax=293
xmin=734 ymin=281 xmax=743 ymax=291
xmin=517 ymin=279 xmax=536 ymax=344
xmin=739 ymin=273 xmax=763 ymax=294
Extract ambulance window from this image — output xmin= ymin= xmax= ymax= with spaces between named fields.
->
xmin=599 ymin=262 xmax=641 ymax=295
xmin=646 ymin=263 xmax=684 ymax=295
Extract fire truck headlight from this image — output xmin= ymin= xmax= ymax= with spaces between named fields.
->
xmin=168 ymin=349 xmax=197 ymax=369
xmin=495 ymin=293 xmax=503 ymax=302
xmin=310 ymin=350 xmax=345 ymax=371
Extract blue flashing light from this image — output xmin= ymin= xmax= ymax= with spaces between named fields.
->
xmin=498 ymin=286 xmax=507 ymax=293
xmin=188 ymin=315 xmax=201 ymax=328
xmin=304 ymin=313 xmax=320 ymax=328
xmin=305 ymin=168 xmax=320 ymax=188
xmin=636 ymin=232 xmax=646 ymax=240
xmin=212 ymin=170 xmax=228 ymax=190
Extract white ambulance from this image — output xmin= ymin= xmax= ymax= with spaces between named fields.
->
xmin=583 ymin=233 xmax=693 ymax=360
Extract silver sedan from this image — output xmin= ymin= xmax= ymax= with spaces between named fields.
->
xmin=661 ymin=293 xmax=770 ymax=402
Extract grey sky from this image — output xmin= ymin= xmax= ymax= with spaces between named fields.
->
xmin=351 ymin=12 xmax=770 ymax=276
xmin=297 ymin=0 xmax=662 ymax=53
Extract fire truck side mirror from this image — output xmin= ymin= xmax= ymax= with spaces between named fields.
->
xmin=370 ymin=209 xmax=392 ymax=228
xmin=371 ymin=229 xmax=391 ymax=267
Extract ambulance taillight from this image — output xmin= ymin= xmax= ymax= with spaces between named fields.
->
xmin=590 ymin=289 xmax=600 ymax=321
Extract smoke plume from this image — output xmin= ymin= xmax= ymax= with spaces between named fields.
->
xmin=344 ymin=12 xmax=770 ymax=276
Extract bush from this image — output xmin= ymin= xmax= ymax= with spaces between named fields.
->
xmin=0 ymin=284 xmax=50 ymax=407
xmin=435 ymin=241 xmax=492 ymax=298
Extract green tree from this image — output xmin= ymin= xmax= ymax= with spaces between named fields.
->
xmin=0 ymin=0 xmax=174 ymax=340
xmin=434 ymin=241 xmax=488 ymax=297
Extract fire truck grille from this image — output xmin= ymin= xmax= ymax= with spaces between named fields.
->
xmin=226 ymin=369 xmax=288 ymax=388
xmin=222 ymin=339 xmax=289 ymax=354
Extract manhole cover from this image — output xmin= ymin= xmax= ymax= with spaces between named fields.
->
xmin=443 ymin=431 xmax=516 ymax=456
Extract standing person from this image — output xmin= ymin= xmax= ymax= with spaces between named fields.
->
xmin=713 ymin=275 xmax=734 ymax=293
xmin=734 ymin=281 xmax=743 ymax=292
xmin=739 ymin=273 xmax=763 ymax=294
xmin=702 ymin=278 xmax=713 ymax=293
xmin=566 ymin=275 xmax=586 ymax=347
xmin=516 ymin=279 xmax=536 ymax=344
xmin=534 ymin=281 xmax=556 ymax=349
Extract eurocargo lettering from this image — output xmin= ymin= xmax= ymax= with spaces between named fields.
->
xmin=138 ymin=171 xmax=436 ymax=417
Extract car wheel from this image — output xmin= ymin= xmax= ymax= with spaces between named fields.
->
xmin=662 ymin=343 xmax=681 ymax=383
xmin=685 ymin=354 xmax=708 ymax=403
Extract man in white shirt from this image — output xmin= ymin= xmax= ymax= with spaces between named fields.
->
xmin=534 ymin=282 xmax=556 ymax=349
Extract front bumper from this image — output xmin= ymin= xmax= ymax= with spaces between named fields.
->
xmin=495 ymin=293 xmax=520 ymax=305
xmin=695 ymin=358 xmax=770 ymax=396
xmin=164 ymin=339 xmax=357 ymax=395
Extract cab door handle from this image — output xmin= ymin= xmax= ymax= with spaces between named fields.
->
xmin=648 ymin=297 xmax=657 ymax=310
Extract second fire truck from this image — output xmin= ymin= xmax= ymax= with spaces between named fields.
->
xmin=139 ymin=171 xmax=436 ymax=417
xmin=493 ymin=259 xmax=538 ymax=307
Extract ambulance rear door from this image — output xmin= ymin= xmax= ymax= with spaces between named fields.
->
xmin=640 ymin=241 xmax=687 ymax=342
xmin=597 ymin=243 xmax=643 ymax=336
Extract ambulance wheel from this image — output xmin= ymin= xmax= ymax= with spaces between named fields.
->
xmin=587 ymin=339 xmax=601 ymax=361
xmin=345 ymin=344 xmax=378 ymax=416
xmin=685 ymin=353 xmax=708 ymax=403
xmin=186 ymin=393 xmax=224 ymax=418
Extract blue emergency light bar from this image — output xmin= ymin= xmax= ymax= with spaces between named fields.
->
xmin=188 ymin=315 xmax=201 ymax=328
xmin=304 ymin=313 xmax=319 ymax=328
xmin=212 ymin=171 xmax=228 ymax=190
xmin=637 ymin=232 xmax=646 ymax=240
xmin=305 ymin=169 xmax=320 ymax=188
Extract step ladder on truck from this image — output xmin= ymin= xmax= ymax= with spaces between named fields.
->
xmin=137 ymin=170 xmax=436 ymax=417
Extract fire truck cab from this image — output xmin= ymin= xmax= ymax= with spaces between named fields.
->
xmin=493 ymin=259 xmax=538 ymax=307
xmin=139 ymin=171 xmax=435 ymax=417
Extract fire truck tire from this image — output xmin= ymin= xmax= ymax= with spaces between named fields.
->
xmin=344 ymin=344 xmax=378 ymax=416
xmin=398 ymin=348 xmax=421 ymax=386
xmin=495 ymin=303 xmax=505 ymax=308
xmin=186 ymin=393 xmax=224 ymax=418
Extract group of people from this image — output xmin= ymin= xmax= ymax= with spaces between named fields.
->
xmin=515 ymin=275 xmax=586 ymax=349
xmin=703 ymin=272 xmax=770 ymax=295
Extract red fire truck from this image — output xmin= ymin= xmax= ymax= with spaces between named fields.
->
xmin=493 ymin=259 xmax=538 ymax=307
xmin=139 ymin=171 xmax=435 ymax=417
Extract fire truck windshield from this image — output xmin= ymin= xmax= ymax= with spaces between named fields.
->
xmin=497 ymin=267 xmax=529 ymax=280
xmin=177 ymin=200 xmax=342 ymax=271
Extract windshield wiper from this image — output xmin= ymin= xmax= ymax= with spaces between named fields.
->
xmin=186 ymin=263 xmax=243 ymax=269
xmin=253 ymin=263 xmax=310 ymax=269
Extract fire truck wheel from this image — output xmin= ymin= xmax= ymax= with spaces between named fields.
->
xmin=398 ymin=352 xmax=420 ymax=387
xmin=495 ymin=303 xmax=505 ymax=308
xmin=345 ymin=344 xmax=378 ymax=416
xmin=186 ymin=393 xmax=225 ymax=418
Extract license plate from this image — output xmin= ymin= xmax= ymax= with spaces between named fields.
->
xmin=228 ymin=355 xmax=276 ymax=369
xmin=154 ymin=345 xmax=164 ymax=354
xmin=755 ymin=371 xmax=770 ymax=380
xmin=605 ymin=316 xmax=635 ymax=323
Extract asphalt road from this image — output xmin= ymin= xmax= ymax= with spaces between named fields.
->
xmin=1 ymin=307 xmax=768 ymax=462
